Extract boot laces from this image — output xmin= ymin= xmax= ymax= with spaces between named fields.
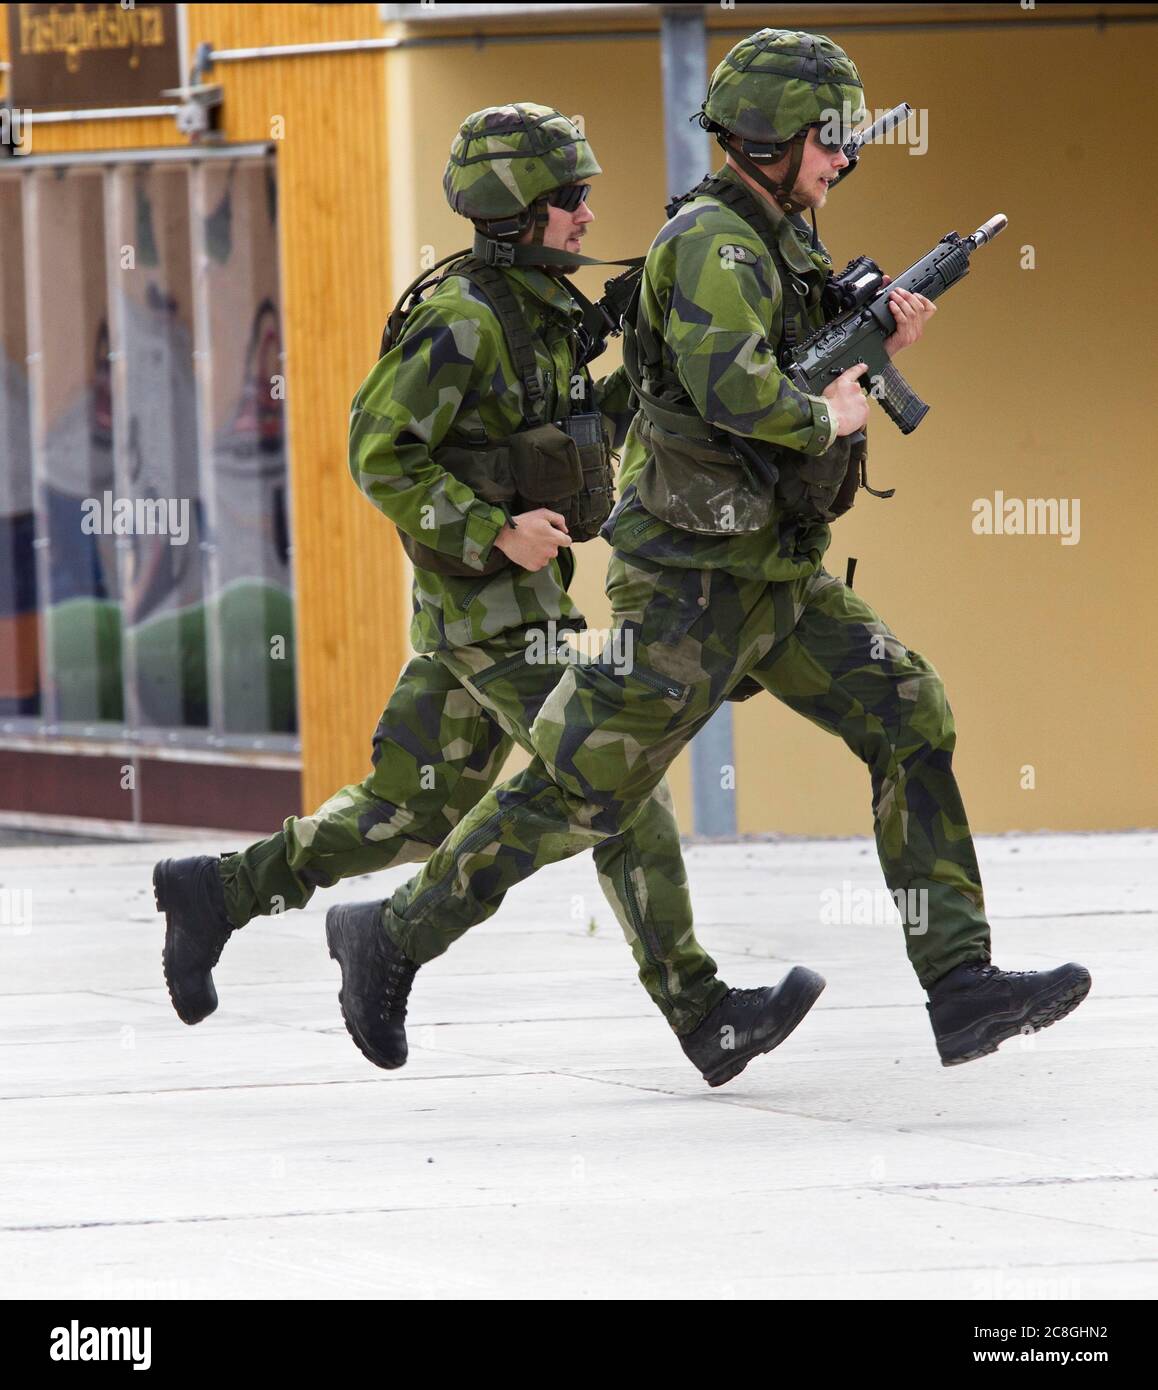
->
xmin=969 ymin=962 xmax=1034 ymax=982
xmin=378 ymin=951 xmax=417 ymax=1023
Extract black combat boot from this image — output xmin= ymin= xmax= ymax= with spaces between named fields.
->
xmin=153 ymin=856 xmax=236 ymax=1025
xmin=326 ymin=901 xmax=419 ymax=1069
xmin=679 ymin=966 xmax=827 ymax=1087
xmin=927 ymin=959 xmax=1092 ymax=1066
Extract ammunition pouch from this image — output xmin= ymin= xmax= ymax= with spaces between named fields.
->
xmin=633 ymin=413 xmax=774 ymax=536
xmin=631 ymin=407 xmax=866 ymax=533
xmin=552 ymin=414 xmax=616 ymax=543
xmin=769 ymin=433 xmax=865 ymax=524
xmin=396 ymin=415 xmax=614 ymax=578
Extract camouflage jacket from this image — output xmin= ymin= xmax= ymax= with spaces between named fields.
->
xmin=606 ymin=163 xmax=840 ymax=581
xmin=350 ymin=264 xmax=633 ymax=652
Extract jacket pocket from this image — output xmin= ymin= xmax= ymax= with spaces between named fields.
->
xmin=634 ymin=415 xmax=773 ymax=535
xmin=507 ymin=423 xmax=583 ymax=505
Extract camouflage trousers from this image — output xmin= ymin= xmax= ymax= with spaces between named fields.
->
xmin=219 ymin=625 xmax=726 ymax=1033
xmin=385 ymin=556 xmax=992 ymax=991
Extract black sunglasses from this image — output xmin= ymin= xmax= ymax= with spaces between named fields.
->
xmin=546 ymin=183 xmax=591 ymax=213
xmin=809 ymin=122 xmax=851 ymax=154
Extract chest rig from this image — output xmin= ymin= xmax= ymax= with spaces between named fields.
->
xmin=622 ymin=174 xmax=863 ymax=532
xmin=379 ymin=255 xmax=614 ymax=578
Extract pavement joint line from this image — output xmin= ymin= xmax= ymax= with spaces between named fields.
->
xmin=878 ymin=1171 xmax=1155 ymax=1193
xmin=0 ymin=1068 xmax=545 ymax=1103
xmin=9 ymin=1194 xmax=1158 ymax=1258
xmin=549 ymin=1068 xmax=1143 ymax=1175
xmin=1 ymin=1199 xmax=526 ymax=1235
xmin=895 ymin=1187 xmax=1158 ymax=1245
xmin=988 ymin=910 xmax=1157 ymax=921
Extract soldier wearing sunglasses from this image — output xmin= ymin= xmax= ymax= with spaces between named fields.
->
xmin=155 ymin=103 xmax=808 ymax=1085
xmin=321 ymin=34 xmax=1091 ymax=1078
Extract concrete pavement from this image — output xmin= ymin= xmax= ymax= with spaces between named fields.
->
xmin=0 ymin=830 xmax=1154 ymax=1299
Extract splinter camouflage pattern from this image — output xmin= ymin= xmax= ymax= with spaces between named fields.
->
xmin=383 ymin=562 xmax=992 ymax=991
xmin=443 ymin=103 xmax=600 ymax=221
xmin=217 ymin=210 xmax=728 ymax=1035
xmin=350 ymin=265 xmax=631 ymax=653
xmin=220 ymin=629 xmax=725 ymax=1033
xmin=372 ymin=36 xmax=994 ymax=991
xmin=609 ymin=162 xmax=843 ymax=579
xmin=702 ymin=28 xmax=867 ymax=145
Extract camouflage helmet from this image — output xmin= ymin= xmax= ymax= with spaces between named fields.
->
xmin=703 ymin=29 xmax=866 ymax=147
xmin=443 ymin=103 xmax=600 ymax=222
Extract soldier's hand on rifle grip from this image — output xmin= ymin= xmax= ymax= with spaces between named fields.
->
xmin=494 ymin=508 xmax=572 ymax=572
xmin=822 ymin=362 xmax=871 ymax=438
xmin=882 ymin=284 xmax=937 ymax=359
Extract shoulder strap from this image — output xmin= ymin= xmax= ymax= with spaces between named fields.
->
xmin=377 ymin=253 xmax=552 ymax=428
xmin=456 ymin=257 xmax=550 ymax=426
xmin=378 ymin=249 xmax=471 ymax=359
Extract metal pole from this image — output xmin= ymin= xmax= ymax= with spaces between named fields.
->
xmin=102 ymin=166 xmax=143 ymax=826
xmin=187 ymin=162 xmax=227 ymax=748
xmin=20 ymin=174 xmax=56 ymax=732
xmin=659 ymin=7 xmax=736 ymax=838
xmin=659 ymin=5 xmax=711 ymax=201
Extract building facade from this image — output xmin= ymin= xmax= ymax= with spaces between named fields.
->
xmin=0 ymin=3 xmax=1153 ymax=838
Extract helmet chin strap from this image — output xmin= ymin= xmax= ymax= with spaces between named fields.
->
xmin=529 ymin=195 xmax=550 ymax=246
xmin=720 ymin=129 xmax=809 ymax=217
xmin=470 ymin=193 xmax=565 ymax=260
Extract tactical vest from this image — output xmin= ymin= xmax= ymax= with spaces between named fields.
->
xmin=622 ymin=174 xmax=864 ymax=533
xmin=379 ymin=256 xmax=615 ymax=579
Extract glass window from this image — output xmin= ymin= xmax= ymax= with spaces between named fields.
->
xmin=28 ymin=168 xmax=124 ymax=726
xmin=0 ymin=175 xmax=39 ymax=718
xmin=196 ymin=159 xmax=296 ymax=736
xmin=110 ymin=162 xmax=209 ymax=731
xmin=2 ymin=152 xmax=296 ymax=745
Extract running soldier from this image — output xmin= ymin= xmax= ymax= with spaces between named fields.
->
xmin=154 ymin=103 xmax=822 ymax=1088
xmin=323 ymin=38 xmax=1090 ymax=1076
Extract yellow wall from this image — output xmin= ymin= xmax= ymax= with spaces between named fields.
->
xmin=395 ymin=13 xmax=1158 ymax=835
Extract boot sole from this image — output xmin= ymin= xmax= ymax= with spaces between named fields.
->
xmin=154 ymin=859 xmax=217 ymax=1027
xmin=326 ymin=906 xmax=406 ymax=1071
xmin=939 ymin=967 xmax=1092 ymax=1067
xmin=703 ymin=966 xmax=827 ymax=1088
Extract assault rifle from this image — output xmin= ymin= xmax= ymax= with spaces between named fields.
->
xmin=788 ymin=214 xmax=1008 ymax=434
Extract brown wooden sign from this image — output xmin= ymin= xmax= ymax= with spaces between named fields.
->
xmin=7 ymin=3 xmax=180 ymax=110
